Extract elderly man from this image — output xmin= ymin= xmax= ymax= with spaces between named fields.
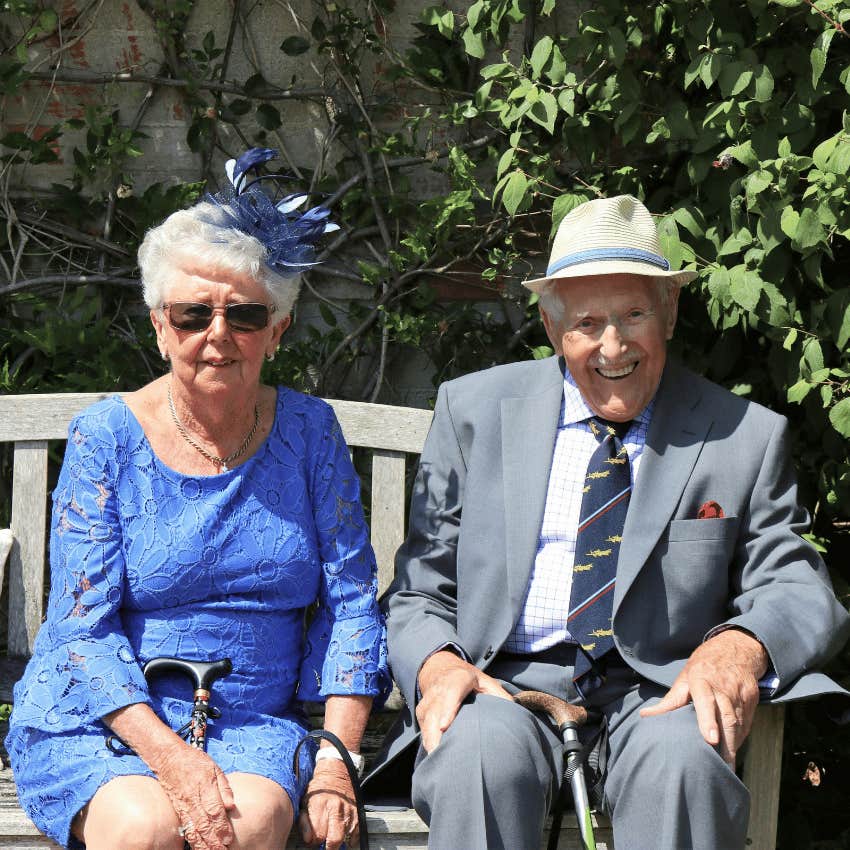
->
xmin=371 ymin=195 xmax=850 ymax=850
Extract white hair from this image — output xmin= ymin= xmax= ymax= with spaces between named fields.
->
xmin=137 ymin=202 xmax=301 ymax=314
xmin=538 ymin=276 xmax=676 ymax=332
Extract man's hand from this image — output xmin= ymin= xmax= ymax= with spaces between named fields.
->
xmin=640 ymin=629 xmax=768 ymax=768
xmin=416 ymin=650 xmax=512 ymax=753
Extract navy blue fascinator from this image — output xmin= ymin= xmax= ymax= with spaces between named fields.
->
xmin=203 ymin=148 xmax=339 ymax=278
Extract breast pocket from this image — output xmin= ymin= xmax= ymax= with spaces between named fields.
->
xmin=667 ymin=517 xmax=738 ymax=542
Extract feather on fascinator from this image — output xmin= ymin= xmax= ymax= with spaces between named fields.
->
xmin=204 ymin=147 xmax=339 ymax=278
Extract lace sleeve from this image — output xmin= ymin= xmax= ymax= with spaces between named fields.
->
xmin=11 ymin=413 xmax=150 ymax=732
xmin=298 ymin=405 xmax=390 ymax=702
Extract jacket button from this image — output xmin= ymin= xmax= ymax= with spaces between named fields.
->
xmin=483 ymin=646 xmax=494 ymax=660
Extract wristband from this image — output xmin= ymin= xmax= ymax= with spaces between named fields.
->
xmin=315 ymin=746 xmax=366 ymax=776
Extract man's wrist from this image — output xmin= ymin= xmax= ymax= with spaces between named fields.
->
xmin=707 ymin=626 xmax=769 ymax=677
xmin=417 ymin=645 xmax=470 ymax=695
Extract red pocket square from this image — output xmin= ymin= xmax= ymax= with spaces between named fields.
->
xmin=697 ymin=500 xmax=725 ymax=519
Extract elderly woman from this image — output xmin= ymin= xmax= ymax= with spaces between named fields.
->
xmin=6 ymin=149 xmax=388 ymax=850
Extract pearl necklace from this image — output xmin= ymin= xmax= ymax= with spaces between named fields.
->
xmin=167 ymin=384 xmax=259 ymax=472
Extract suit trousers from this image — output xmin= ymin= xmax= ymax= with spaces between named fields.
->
xmin=410 ymin=649 xmax=750 ymax=850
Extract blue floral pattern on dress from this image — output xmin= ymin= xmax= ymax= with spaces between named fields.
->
xmin=5 ymin=388 xmax=389 ymax=848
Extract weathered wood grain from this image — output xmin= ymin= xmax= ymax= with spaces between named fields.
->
xmin=0 ymin=529 xmax=13 ymax=602
xmin=0 ymin=394 xmax=434 ymax=453
xmin=8 ymin=442 xmax=48 ymax=656
xmin=371 ymin=450 xmax=407 ymax=596
xmin=743 ymin=702 xmax=786 ymax=850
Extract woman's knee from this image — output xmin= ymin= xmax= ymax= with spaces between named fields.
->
xmin=227 ymin=773 xmax=293 ymax=850
xmin=74 ymin=776 xmax=182 ymax=850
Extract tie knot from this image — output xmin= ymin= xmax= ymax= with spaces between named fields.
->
xmin=588 ymin=417 xmax=631 ymax=442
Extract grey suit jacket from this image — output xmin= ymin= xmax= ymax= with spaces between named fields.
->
xmin=374 ymin=356 xmax=850 ymax=774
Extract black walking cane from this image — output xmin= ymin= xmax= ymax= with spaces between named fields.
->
xmin=513 ymin=690 xmax=597 ymax=850
xmin=106 ymin=656 xmax=233 ymax=849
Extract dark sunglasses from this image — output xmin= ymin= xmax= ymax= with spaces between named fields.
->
xmin=163 ymin=302 xmax=275 ymax=333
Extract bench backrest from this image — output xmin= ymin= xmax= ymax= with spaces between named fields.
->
xmin=0 ymin=393 xmax=433 ymax=657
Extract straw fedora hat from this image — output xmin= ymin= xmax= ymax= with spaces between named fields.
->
xmin=523 ymin=194 xmax=697 ymax=292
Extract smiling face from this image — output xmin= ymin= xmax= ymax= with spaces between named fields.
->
xmin=151 ymin=264 xmax=290 ymax=401
xmin=541 ymin=274 xmax=679 ymax=422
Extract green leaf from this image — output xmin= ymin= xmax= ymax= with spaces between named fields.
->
xmin=243 ymin=73 xmax=268 ymax=96
xmin=551 ymin=193 xmax=587 ymax=237
xmin=780 ymin=206 xmax=800 ymax=238
xmin=547 ymin=45 xmax=567 ymax=84
xmin=530 ymin=36 xmax=553 ymax=79
xmin=719 ymin=61 xmax=753 ymax=97
xmin=657 ymin=216 xmax=683 ymax=268
xmin=531 ymin=345 xmax=554 ymax=359
xmin=783 ymin=328 xmax=798 ymax=350
xmin=718 ymin=229 xmax=754 ymax=257
xmin=812 ymin=29 xmax=836 ymax=88
xmin=729 ymin=266 xmax=762 ymax=310
xmin=812 ymin=136 xmax=838 ymax=171
xmin=794 ymin=207 xmax=826 ymax=250
xmin=746 ymin=169 xmax=772 ymax=195
xmin=496 ymin=147 xmax=515 ymax=179
xmin=528 ymin=91 xmax=558 ymax=133
xmin=501 ymin=170 xmax=529 ymax=216
xmin=787 ymin=380 xmax=813 ymax=403
xmin=756 ymin=208 xmax=783 ymax=254
xmin=829 ymin=397 xmax=850 ymax=437
xmin=701 ymin=53 xmax=724 ymax=89
xmin=684 ymin=56 xmax=703 ymax=90
xmin=802 ymin=337 xmax=825 ymax=374
xmin=730 ymin=141 xmax=759 ymax=169
xmin=827 ymin=289 xmax=850 ymax=350
xmin=467 ymin=0 xmax=484 ymax=28
xmin=280 ymin=36 xmax=310 ymax=56
xmin=422 ymin=6 xmax=455 ymax=38
xmin=752 ymin=64 xmax=774 ymax=102
xmin=557 ymin=88 xmax=575 ymax=116
xmin=607 ymin=27 xmax=627 ymax=68
xmin=255 ymin=103 xmax=281 ymax=130
xmin=318 ymin=302 xmax=337 ymax=327
xmin=462 ymin=27 xmax=486 ymax=58
xmin=672 ymin=206 xmax=706 ymax=239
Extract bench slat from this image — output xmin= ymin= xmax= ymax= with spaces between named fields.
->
xmin=743 ymin=702 xmax=785 ymax=850
xmin=0 ymin=395 xmax=434 ymax=454
xmin=9 ymin=442 xmax=49 ymax=657
xmin=370 ymin=450 xmax=407 ymax=596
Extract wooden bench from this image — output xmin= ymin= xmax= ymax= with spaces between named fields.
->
xmin=0 ymin=392 xmax=784 ymax=849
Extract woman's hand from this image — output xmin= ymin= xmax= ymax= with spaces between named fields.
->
xmin=105 ymin=703 xmax=235 ymax=849
xmin=299 ymin=759 xmax=358 ymax=850
xmin=154 ymin=741 xmax=236 ymax=850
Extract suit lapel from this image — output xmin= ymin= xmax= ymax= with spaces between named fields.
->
xmin=502 ymin=358 xmax=564 ymax=617
xmin=614 ymin=359 xmax=712 ymax=612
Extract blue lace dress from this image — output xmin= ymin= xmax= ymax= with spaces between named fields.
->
xmin=5 ymin=388 xmax=389 ymax=849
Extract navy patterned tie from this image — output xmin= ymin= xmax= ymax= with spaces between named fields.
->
xmin=568 ymin=417 xmax=631 ymax=693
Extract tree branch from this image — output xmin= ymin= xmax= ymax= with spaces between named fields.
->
xmin=25 ymin=69 xmax=327 ymax=100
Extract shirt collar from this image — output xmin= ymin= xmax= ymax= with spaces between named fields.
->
xmin=560 ymin=364 xmax=654 ymax=430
